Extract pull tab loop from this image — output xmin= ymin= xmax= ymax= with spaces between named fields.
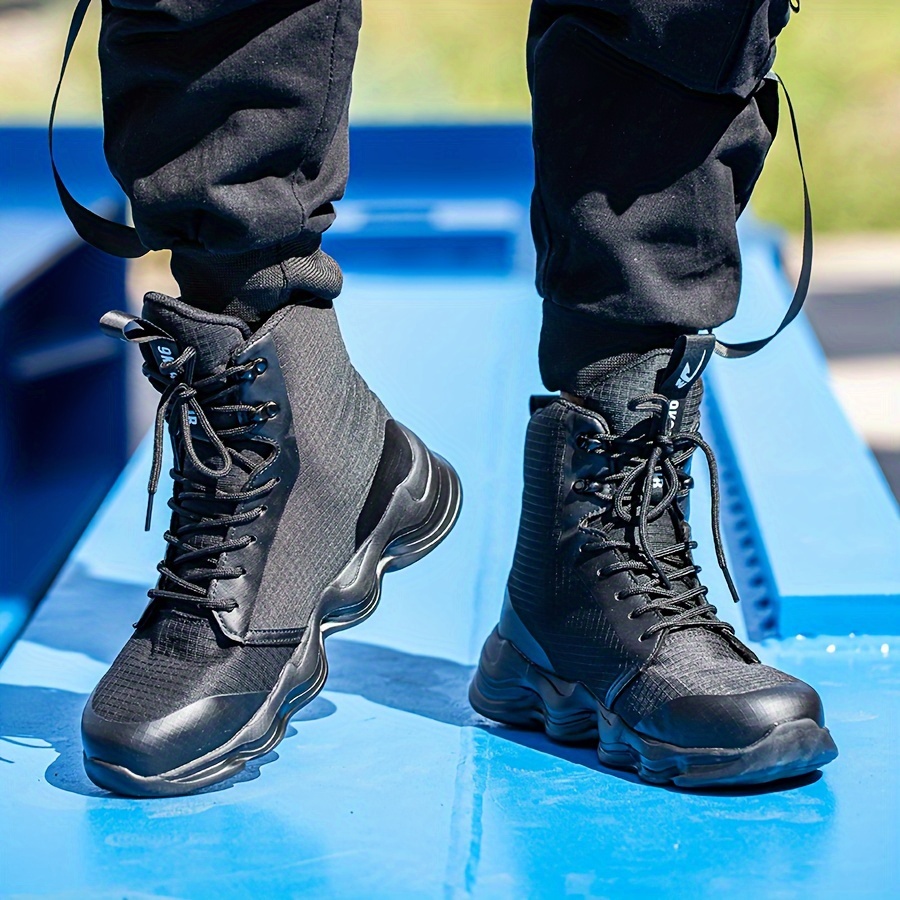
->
xmin=657 ymin=333 xmax=716 ymax=434
xmin=99 ymin=310 xmax=173 ymax=343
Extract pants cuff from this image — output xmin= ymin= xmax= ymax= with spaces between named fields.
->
xmin=170 ymin=235 xmax=343 ymax=319
xmin=538 ymin=300 xmax=687 ymax=393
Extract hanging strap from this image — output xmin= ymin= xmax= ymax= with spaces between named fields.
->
xmin=49 ymin=0 xmax=148 ymax=258
xmin=713 ymin=72 xmax=812 ymax=359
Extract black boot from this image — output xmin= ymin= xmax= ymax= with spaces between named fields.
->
xmin=82 ymin=293 xmax=461 ymax=797
xmin=471 ymin=337 xmax=837 ymax=787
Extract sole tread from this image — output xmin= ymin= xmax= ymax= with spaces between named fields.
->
xmin=470 ymin=628 xmax=838 ymax=789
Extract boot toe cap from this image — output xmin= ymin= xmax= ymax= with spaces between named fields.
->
xmin=633 ymin=681 xmax=825 ymax=750
xmin=82 ymin=690 xmax=268 ymax=779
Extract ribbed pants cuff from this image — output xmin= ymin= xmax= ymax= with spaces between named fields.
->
xmin=170 ymin=235 xmax=343 ymax=321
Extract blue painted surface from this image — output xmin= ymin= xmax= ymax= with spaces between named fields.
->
xmin=1 ymin=264 xmax=899 ymax=897
xmin=0 ymin=127 xmax=121 ymax=205
xmin=0 ymin=128 xmax=129 ymax=658
xmin=1 ymin=123 xmax=898 ymax=896
xmin=710 ymin=217 xmax=900 ymax=637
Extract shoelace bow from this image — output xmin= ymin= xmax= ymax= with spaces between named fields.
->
xmin=577 ymin=393 xmax=740 ymax=641
xmin=143 ymin=347 xmax=278 ymax=614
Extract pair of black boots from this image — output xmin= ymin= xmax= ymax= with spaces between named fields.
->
xmin=82 ymin=294 xmax=836 ymax=796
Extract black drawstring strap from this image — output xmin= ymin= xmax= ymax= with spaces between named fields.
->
xmin=713 ymin=73 xmax=812 ymax=359
xmin=50 ymin=0 xmax=147 ymax=258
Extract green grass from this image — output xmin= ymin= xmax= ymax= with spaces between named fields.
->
xmin=751 ymin=1 xmax=900 ymax=232
xmin=2 ymin=0 xmax=897 ymax=232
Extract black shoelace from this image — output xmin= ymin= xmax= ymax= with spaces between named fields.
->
xmin=143 ymin=348 xmax=279 ymax=614
xmin=577 ymin=394 xmax=740 ymax=641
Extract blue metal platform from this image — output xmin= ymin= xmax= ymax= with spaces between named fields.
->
xmin=1 ymin=125 xmax=899 ymax=897
xmin=0 ymin=128 xmax=128 ymax=660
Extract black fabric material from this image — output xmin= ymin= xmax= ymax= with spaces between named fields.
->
xmin=355 ymin=419 xmax=413 ymax=549
xmin=528 ymin=1 xmax=793 ymax=100
xmin=91 ymin=611 xmax=293 ymax=723
xmin=528 ymin=18 xmax=781 ymax=389
xmin=93 ymin=0 xmax=794 ymax=362
xmin=98 ymin=0 xmax=360 ymax=308
xmin=507 ymin=350 xmax=792 ymax=724
xmin=507 ymin=400 xmax=641 ymax=694
xmin=172 ymin=235 xmax=344 ymax=323
xmin=93 ymin=293 xmax=387 ymax=727
xmin=245 ymin=302 xmax=388 ymax=634
xmin=142 ymin=292 xmax=250 ymax=377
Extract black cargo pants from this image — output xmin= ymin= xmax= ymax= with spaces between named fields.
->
xmin=94 ymin=0 xmax=796 ymax=389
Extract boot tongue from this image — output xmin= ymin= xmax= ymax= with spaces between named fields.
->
xmin=141 ymin=295 xmax=262 ymax=625
xmin=582 ymin=340 xmax=713 ymax=595
xmin=144 ymin=291 xmax=270 ymax=485
xmin=142 ymin=292 xmax=251 ymax=379
xmin=582 ymin=349 xmax=677 ymax=434
xmin=141 ymin=291 xmax=257 ymax=492
xmin=581 ymin=338 xmax=737 ymax=650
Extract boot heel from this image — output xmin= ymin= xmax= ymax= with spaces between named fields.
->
xmin=384 ymin=452 xmax=462 ymax=572
xmin=469 ymin=628 xmax=544 ymax=728
xmin=470 ymin=628 xmax=599 ymax=742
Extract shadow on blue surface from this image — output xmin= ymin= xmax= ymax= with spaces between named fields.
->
xmin=0 ymin=634 xmax=823 ymax=808
xmin=0 ymin=678 xmax=331 ymax=798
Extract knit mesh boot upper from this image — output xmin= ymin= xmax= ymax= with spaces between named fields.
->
xmin=473 ymin=341 xmax=835 ymax=779
xmin=82 ymin=294 xmax=462 ymax=795
xmin=89 ymin=294 xmax=385 ymax=721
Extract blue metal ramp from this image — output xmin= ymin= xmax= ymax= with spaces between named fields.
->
xmin=0 ymin=128 xmax=128 ymax=658
xmin=1 ymin=125 xmax=898 ymax=897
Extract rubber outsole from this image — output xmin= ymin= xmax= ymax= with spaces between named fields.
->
xmin=84 ymin=448 xmax=462 ymax=798
xmin=469 ymin=627 xmax=838 ymax=788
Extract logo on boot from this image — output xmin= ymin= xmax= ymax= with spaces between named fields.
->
xmin=156 ymin=342 xmax=177 ymax=379
xmin=675 ymin=348 xmax=709 ymax=389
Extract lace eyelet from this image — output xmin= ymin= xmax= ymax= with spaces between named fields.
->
xmin=240 ymin=358 xmax=269 ymax=382
xmin=576 ymin=432 xmax=602 ymax=452
xmin=252 ymin=401 xmax=280 ymax=422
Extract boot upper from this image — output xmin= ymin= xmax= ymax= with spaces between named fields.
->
xmin=505 ymin=347 xmax=804 ymax=735
xmin=84 ymin=294 xmax=392 ymax=769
